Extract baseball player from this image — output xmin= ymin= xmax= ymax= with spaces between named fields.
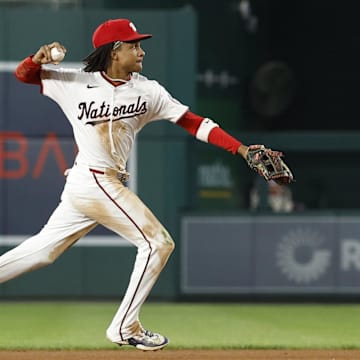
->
xmin=0 ymin=18 xmax=290 ymax=351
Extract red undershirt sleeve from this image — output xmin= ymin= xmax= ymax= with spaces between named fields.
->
xmin=14 ymin=56 xmax=42 ymax=85
xmin=176 ymin=110 xmax=203 ymax=136
xmin=176 ymin=111 xmax=242 ymax=155
xmin=208 ymin=127 xmax=242 ymax=155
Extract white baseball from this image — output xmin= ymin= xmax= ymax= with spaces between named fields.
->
xmin=50 ymin=47 xmax=65 ymax=62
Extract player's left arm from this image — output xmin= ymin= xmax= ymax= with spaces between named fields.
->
xmin=176 ymin=111 xmax=294 ymax=184
xmin=176 ymin=111 xmax=249 ymax=159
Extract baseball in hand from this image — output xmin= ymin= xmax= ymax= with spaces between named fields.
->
xmin=50 ymin=47 xmax=65 ymax=62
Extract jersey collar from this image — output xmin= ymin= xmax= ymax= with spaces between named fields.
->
xmin=100 ymin=71 xmax=132 ymax=87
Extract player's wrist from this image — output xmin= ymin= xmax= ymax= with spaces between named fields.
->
xmin=237 ymin=144 xmax=248 ymax=159
xmin=30 ymin=55 xmax=42 ymax=66
xmin=28 ymin=55 xmax=41 ymax=66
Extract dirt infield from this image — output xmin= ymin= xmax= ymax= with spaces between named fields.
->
xmin=1 ymin=349 xmax=360 ymax=360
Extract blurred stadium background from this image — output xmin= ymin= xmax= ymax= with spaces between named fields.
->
xmin=1 ymin=0 xmax=360 ymax=302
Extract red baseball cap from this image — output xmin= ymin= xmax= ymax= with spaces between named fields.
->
xmin=92 ymin=19 xmax=152 ymax=48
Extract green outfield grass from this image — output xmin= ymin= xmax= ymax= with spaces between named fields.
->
xmin=0 ymin=302 xmax=359 ymax=349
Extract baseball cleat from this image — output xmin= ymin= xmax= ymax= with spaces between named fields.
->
xmin=117 ymin=329 xmax=169 ymax=351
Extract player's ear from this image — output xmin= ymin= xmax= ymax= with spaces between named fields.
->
xmin=111 ymin=50 xmax=118 ymax=61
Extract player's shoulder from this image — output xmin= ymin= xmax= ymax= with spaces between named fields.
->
xmin=131 ymin=73 xmax=161 ymax=88
xmin=131 ymin=72 xmax=149 ymax=82
xmin=42 ymin=65 xmax=82 ymax=74
xmin=41 ymin=66 xmax=94 ymax=82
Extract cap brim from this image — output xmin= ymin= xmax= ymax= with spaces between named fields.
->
xmin=122 ymin=34 xmax=152 ymax=42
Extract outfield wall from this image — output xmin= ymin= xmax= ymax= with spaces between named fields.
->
xmin=181 ymin=215 xmax=360 ymax=296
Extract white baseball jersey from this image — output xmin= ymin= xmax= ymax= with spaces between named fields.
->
xmin=41 ymin=69 xmax=188 ymax=171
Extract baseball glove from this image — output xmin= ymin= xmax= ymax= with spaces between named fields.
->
xmin=246 ymin=144 xmax=294 ymax=185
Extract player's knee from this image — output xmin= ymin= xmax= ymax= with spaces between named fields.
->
xmin=27 ymin=254 xmax=54 ymax=272
xmin=36 ymin=249 xmax=58 ymax=267
xmin=167 ymin=238 xmax=175 ymax=252
xmin=150 ymin=237 xmax=174 ymax=271
xmin=37 ymin=255 xmax=54 ymax=267
xmin=151 ymin=232 xmax=175 ymax=257
xmin=159 ymin=232 xmax=175 ymax=253
xmin=161 ymin=240 xmax=175 ymax=257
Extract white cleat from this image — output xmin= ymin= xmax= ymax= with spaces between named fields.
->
xmin=117 ymin=329 xmax=169 ymax=351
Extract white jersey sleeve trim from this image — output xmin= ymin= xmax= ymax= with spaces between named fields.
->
xmin=196 ymin=118 xmax=219 ymax=143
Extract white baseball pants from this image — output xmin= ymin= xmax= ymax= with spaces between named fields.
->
xmin=0 ymin=163 xmax=175 ymax=342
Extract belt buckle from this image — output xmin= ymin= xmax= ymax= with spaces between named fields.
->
xmin=117 ymin=171 xmax=129 ymax=183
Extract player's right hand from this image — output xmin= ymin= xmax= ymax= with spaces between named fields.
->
xmin=32 ymin=42 xmax=67 ymax=65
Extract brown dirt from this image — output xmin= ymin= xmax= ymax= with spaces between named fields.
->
xmin=0 ymin=349 xmax=359 ymax=360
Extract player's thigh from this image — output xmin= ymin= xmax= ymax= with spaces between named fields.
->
xmin=36 ymin=196 xmax=97 ymax=250
xmin=88 ymin=185 xmax=173 ymax=247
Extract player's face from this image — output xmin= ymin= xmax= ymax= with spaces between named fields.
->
xmin=113 ymin=41 xmax=145 ymax=73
